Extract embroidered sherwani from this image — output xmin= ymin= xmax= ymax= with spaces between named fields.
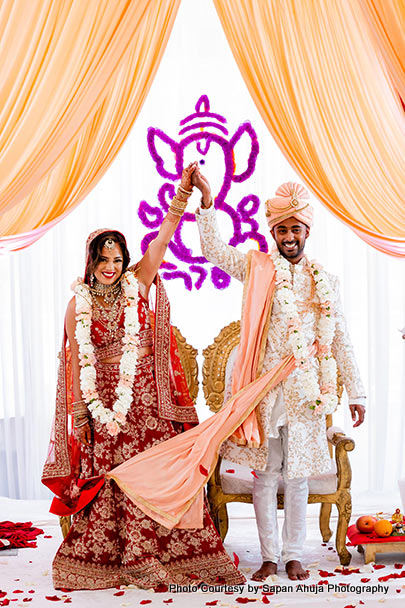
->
xmin=196 ymin=206 xmax=366 ymax=479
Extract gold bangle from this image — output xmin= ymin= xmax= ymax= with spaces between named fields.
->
xmin=73 ymin=403 xmax=88 ymax=413
xmin=175 ymin=193 xmax=189 ymax=204
xmin=171 ymin=196 xmax=188 ymax=209
xmin=75 ymin=418 xmax=89 ymax=429
xmin=168 ymin=207 xmax=184 ymax=217
xmin=178 ymin=185 xmax=192 ymax=196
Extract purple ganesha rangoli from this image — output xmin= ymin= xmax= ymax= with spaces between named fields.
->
xmin=138 ymin=94 xmax=267 ymax=290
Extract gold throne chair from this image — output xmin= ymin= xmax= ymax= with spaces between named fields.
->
xmin=59 ymin=325 xmax=199 ymax=539
xmin=203 ymin=321 xmax=355 ymax=566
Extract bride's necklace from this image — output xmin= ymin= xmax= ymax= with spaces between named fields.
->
xmin=90 ymin=279 xmax=121 ymax=305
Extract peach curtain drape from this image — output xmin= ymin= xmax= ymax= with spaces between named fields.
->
xmin=0 ymin=0 xmax=180 ymax=252
xmin=362 ymin=0 xmax=405 ymax=102
xmin=213 ymin=0 xmax=405 ymax=257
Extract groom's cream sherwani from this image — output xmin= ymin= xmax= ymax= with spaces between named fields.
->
xmin=196 ymin=206 xmax=366 ymax=479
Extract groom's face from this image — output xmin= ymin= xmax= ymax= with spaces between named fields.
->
xmin=271 ymin=217 xmax=310 ymax=263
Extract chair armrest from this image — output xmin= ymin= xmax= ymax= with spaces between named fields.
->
xmin=327 ymin=426 xmax=355 ymax=491
xmin=327 ymin=426 xmax=355 ymax=451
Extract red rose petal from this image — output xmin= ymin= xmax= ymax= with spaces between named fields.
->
xmin=199 ymin=465 xmax=209 ymax=476
xmin=22 ymin=600 xmax=32 ymax=604
xmin=206 ymin=602 xmax=218 ymax=606
xmin=12 ymin=592 xmax=23 ymax=595
xmin=140 ymin=602 xmax=152 ymax=605
xmin=0 ymin=600 xmax=10 ymax=607
xmin=0 ymin=594 xmax=6 ymax=599
xmin=397 ymin=589 xmax=402 ymax=593
xmin=394 ymin=563 xmax=403 ymax=569
xmin=378 ymin=571 xmax=405 ymax=582
xmin=28 ymin=591 xmax=35 ymax=595
xmin=235 ymin=599 xmax=256 ymax=604
xmin=233 ymin=552 xmax=240 ymax=568
xmin=334 ymin=567 xmax=360 ymax=575
xmin=360 ymin=602 xmax=365 ymax=605
xmin=163 ymin=601 xmax=173 ymax=605
xmin=225 ymin=469 xmax=235 ymax=473
xmin=319 ymin=570 xmax=335 ymax=577
xmin=113 ymin=591 xmax=125 ymax=596
xmin=63 ymin=601 xmax=72 ymax=605
xmin=344 ymin=605 xmax=356 ymax=608
xmin=373 ymin=564 xmax=385 ymax=569
xmin=361 ymin=578 xmax=371 ymax=583
xmin=45 ymin=597 xmax=62 ymax=602
xmin=251 ymin=471 xmax=259 ymax=479
xmin=44 ymin=536 xmax=53 ymax=539
xmin=262 ymin=597 xmax=270 ymax=605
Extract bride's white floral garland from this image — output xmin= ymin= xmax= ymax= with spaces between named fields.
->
xmin=73 ymin=271 xmax=140 ymax=437
xmin=271 ymin=249 xmax=338 ymax=415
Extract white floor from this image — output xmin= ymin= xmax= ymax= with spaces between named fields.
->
xmin=1 ymin=493 xmax=405 ymax=608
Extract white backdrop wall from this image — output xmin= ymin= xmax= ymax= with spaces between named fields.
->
xmin=0 ymin=0 xmax=404 ymax=501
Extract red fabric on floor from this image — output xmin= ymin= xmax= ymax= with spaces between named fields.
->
xmin=0 ymin=521 xmax=43 ymax=548
xmin=347 ymin=524 xmax=405 ymax=545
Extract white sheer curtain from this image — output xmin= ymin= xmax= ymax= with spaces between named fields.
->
xmin=0 ymin=0 xmax=404 ymax=500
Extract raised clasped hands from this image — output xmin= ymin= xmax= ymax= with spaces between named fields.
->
xmin=190 ymin=164 xmax=212 ymax=207
xmin=180 ymin=161 xmax=198 ymax=193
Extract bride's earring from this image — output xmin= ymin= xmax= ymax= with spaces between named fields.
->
xmin=90 ymin=273 xmax=95 ymax=287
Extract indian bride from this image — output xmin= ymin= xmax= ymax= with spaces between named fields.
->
xmin=42 ymin=163 xmax=245 ymax=590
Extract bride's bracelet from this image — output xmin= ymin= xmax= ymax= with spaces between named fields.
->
xmin=168 ymin=185 xmax=193 ymax=217
xmin=72 ymin=399 xmax=89 ymax=417
xmin=74 ymin=414 xmax=90 ymax=428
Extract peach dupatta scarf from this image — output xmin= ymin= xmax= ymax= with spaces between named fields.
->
xmin=108 ymin=252 xmax=293 ymax=529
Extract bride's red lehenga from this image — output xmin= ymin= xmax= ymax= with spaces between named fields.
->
xmin=43 ymin=278 xmax=244 ymax=590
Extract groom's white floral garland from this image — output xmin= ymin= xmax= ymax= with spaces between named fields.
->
xmin=72 ymin=271 xmax=140 ymax=437
xmin=271 ymin=249 xmax=338 ymax=415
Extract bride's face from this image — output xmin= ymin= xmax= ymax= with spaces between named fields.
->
xmin=94 ymin=244 xmax=123 ymax=285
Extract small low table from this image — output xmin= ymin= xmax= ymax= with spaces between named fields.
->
xmin=347 ymin=524 xmax=405 ymax=564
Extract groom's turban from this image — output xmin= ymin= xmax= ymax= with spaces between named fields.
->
xmin=265 ymin=182 xmax=313 ymax=229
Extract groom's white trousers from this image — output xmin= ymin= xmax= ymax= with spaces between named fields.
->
xmin=252 ymin=425 xmax=308 ymax=564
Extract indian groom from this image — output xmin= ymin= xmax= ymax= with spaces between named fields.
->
xmin=193 ymin=167 xmax=366 ymax=581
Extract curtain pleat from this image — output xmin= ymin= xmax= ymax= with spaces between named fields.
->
xmin=213 ymin=0 xmax=405 ymax=257
xmin=361 ymin=0 xmax=405 ymax=102
xmin=0 ymin=0 xmax=180 ymax=252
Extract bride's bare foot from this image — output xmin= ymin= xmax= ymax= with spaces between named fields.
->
xmin=285 ymin=560 xmax=309 ymax=580
xmin=251 ymin=561 xmax=278 ymax=581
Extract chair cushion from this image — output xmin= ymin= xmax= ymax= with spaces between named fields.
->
xmin=220 ymin=458 xmax=338 ymax=495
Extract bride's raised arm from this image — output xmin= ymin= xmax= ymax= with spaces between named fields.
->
xmin=136 ymin=162 xmax=197 ymax=293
